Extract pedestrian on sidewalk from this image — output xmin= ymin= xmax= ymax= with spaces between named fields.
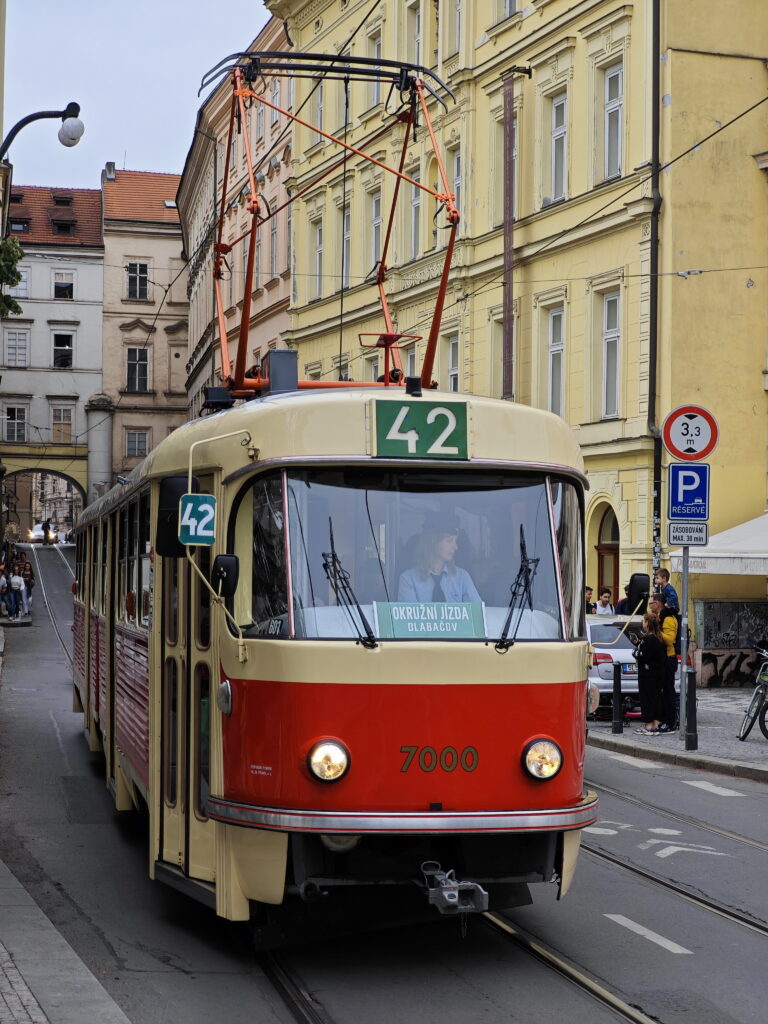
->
xmin=585 ymin=586 xmax=596 ymax=614
xmin=21 ymin=561 xmax=34 ymax=612
xmin=0 ymin=568 xmax=8 ymax=617
xmin=615 ymin=585 xmax=631 ymax=615
xmin=8 ymin=568 xmax=24 ymax=620
xmin=633 ymin=613 xmax=666 ymax=735
xmin=595 ymin=588 xmax=614 ymax=615
xmin=649 ymin=591 xmax=679 ymax=731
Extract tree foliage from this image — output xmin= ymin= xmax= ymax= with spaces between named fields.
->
xmin=0 ymin=236 xmax=24 ymax=318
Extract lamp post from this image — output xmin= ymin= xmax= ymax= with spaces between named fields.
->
xmin=0 ymin=101 xmax=85 ymax=162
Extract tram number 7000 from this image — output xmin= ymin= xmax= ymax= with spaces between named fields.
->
xmin=400 ymin=745 xmax=478 ymax=773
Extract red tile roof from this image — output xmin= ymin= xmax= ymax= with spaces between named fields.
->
xmin=102 ymin=170 xmax=181 ymax=223
xmin=7 ymin=186 xmax=102 ymax=247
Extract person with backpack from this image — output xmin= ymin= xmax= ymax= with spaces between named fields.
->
xmin=649 ymin=591 xmax=679 ymax=731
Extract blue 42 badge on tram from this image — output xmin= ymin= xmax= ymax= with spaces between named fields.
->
xmin=178 ymin=493 xmax=217 ymax=545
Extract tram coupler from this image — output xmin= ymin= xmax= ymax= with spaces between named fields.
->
xmin=421 ymin=861 xmax=489 ymax=915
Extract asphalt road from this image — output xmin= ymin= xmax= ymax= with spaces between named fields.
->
xmin=0 ymin=545 xmax=765 ymax=1023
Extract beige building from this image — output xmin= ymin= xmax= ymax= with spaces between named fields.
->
xmin=268 ymin=0 xmax=768 ymax=643
xmin=101 ymin=165 xmax=189 ymax=479
xmin=178 ymin=16 xmax=292 ymax=417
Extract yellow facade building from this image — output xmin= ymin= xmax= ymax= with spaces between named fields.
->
xmin=265 ymin=0 xmax=768 ymax=618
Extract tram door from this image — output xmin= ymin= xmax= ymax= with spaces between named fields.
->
xmin=159 ymin=476 xmax=215 ymax=884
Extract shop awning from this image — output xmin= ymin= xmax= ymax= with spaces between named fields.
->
xmin=670 ymin=513 xmax=768 ymax=575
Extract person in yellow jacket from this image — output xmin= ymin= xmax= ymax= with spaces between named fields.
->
xmin=648 ymin=592 xmax=679 ymax=732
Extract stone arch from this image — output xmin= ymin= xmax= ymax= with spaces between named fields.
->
xmin=585 ymin=496 xmax=621 ymax=606
xmin=1 ymin=468 xmax=86 ymax=539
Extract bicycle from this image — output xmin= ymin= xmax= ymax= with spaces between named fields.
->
xmin=737 ymin=645 xmax=768 ymax=741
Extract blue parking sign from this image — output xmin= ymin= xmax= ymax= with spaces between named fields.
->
xmin=668 ymin=463 xmax=709 ymax=521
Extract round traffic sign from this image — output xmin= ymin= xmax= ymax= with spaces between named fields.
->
xmin=661 ymin=405 xmax=719 ymax=461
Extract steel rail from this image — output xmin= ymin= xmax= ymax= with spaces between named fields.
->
xmin=30 ymin=546 xmax=73 ymax=667
xmin=582 ymin=843 xmax=768 ymax=937
xmin=482 ymin=912 xmax=659 ymax=1024
xmin=53 ymin=542 xmax=75 ymax=578
xmin=256 ymin=951 xmax=336 ymax=1024
xmin=586 ymin=778 xmax=768 ymax=853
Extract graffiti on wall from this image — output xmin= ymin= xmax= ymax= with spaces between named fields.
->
xmin=694 ymin=600 xmax=768 ymax=688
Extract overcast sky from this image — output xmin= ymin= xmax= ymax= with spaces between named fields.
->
xmin=4 ymin=0 xmax=271 ymax=189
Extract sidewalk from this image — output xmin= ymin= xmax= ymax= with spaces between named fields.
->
xmin=587 ymin=686 xmax=768 ymax=783
xmin=0 ymin=627 xmax=132 ymax=1024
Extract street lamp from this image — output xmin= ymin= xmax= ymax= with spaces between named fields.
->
xmin=0 ymin=101 xmax=85 ymax=163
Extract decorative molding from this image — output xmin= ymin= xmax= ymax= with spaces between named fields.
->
xmin=119 ymin=318 xmax=156 ymax=333
xmin=585 ymin=268 xmax=624 ymax=293
xmin=164 ymin=320 xmax=188 ymax=336
xmin=533 ymin=283 xmax=568 ymax=308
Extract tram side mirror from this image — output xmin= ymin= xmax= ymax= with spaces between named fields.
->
xmin=628 ymin=573 xmax=650 ymax=616
xmin=211 ymin=554 xmax=239 ymax=599
xmin=156 ymin=475 xmax=199 ymax=558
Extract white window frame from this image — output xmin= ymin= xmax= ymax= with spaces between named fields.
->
xmin=52 ymin=331 xmax=74 ymax=369
xmin=53 ymin=270 xmax=75 ymax=300
xmin=407 ymin=1 xmax=421 ymax=66
xmin=370 ymin=32 xmax=382 ymax=107
xmin=447 ymin=333 xmax=460 ymax=392
xmin=9 ymin=266 xmax=29 ymax=299
xmin=271 ymin=79 xmax=280 ymax=124
xmin=451 ymin=149 xmax=462 ymax=221
xmin=604 ymin=63 xmax=623 ymax=180
xmin=315 ymin=80 xmax=324 ymax=143
xmin=342 ymin=206 xmax=351 ymax=289
xmin=410 ymin=172 xmax=421 ymax=260
xmin=371 ymin=190 xmax=382 ymax=271
xmin=126 ymin=261 xmax=149 ymax=301
xmin=602 ymin=291 xmax=621 ymax=418
xmin=4 ymin=327 xmax=29 ymax=367
xmin=255 ymin=226 xmax=262 ymax=289
xmin=366 ymin=355 xmax=380 ymax=382
xmin=547 ymin=307 xmax=564 ymax=417
xmin=270 ymin=214 xmax=277 ymax=278
xmin=126 ymin=346 xmax=149 ymax=393
xmin=51 ymin=405 xmax=74 ymax=444
xmin=126 ymin=429 xmax=149 ymax=459
xmin=256 ymin=103 xmax=264 ymax=140
xmin=4 ymin=404 xmax=28 ymax=443
xmin=313 ymin=219 xmax=324 ymax=299
xmin=551 ymin=91 xmax=567 ymax=201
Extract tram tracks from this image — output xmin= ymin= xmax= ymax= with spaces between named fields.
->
xmin=30 ymin=545 xmax=73 ymax=668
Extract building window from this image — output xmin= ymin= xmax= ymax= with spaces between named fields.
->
xmin=230 ymin=132 xmax=237 ymax=167
xmin=4 ymin=406 xmax=27 ymax=443
xmin=451 ymin=149 xmax=462 ymax=220
xmin=53 ymin=333 xmax=74 ymax=368
xmin=371 ymin=190 xmax=382 ymax=271
xmin=9 ymin=219 xmax=29 ymax=234
xmin=127 ymin=347 xmax=149 ymax=392
xmin=127 ymin=262 xmax=149 ymax=300
xmin=408 ymin=2 xmax=421 ymax=66
xmin=126 ymin=430 xmax=149 ymax=458
xmin=270 ymin=214 xmax=277 ymax=278
xmin=548 ymin=307 xmax=564 ymax=417
xmin=314 ymin=80 xmax=324 ymax=143
xmin=52 ymin=221 xmax=74 ymax=236
xmin=411 ymin=172 xmax=421 ymax=260
xmin=602 ymin=291 xmax=620 ymax=418
xmin=255 ymin=226 xmax=262 ymax=289
xmin=51 ymin=406 xmax=73 ymax=443
xmin=9 ymin=267 xmax=29 ymax=299
xmin=405 ymin=345 xmax=418 ymax=378
xmin=342 ymin=206 xmax=351 ymax=289
xmin=447 ymin=333 xmax=459 ymax=392
xmin=550 ymin=91 xmax=567 ymax=202
xmin=370 ymin=32 xmax=382 ymax=107
xmin=446 ymin=1 xmax=461 ymax=54
xmin=366 ymin=355 xmax=380 ymax=382
xmin=271 ymin=79 xmax=280 ymax=123
xmin=53 ymin=271 xmax=74 ymax=300
xmin=4 ymin=329 xmax=28 ymax=367
xmin=501 ymin=0 xmax=517 ymax=19
xmin=604 ymin=63 xmax=623 ymax=179
xmin=313 ymin=219 xmax=323 ymax=299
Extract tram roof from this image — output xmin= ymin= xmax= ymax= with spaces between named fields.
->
xmin=78 ymin=389 xmax=585 ymax=526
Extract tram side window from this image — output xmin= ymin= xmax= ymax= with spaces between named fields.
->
xmin=138 ymin=490 xmax=151 ymax=627
xmin=195 ymin=663 xmax=210 ymax=819
xmin=127 ymin=500 xmax=138 ymax=624
xmin=195 ymin=545 xmax=211 ymax=648
xmin=118 ymin=506 xmax=128 ymax=622
xmin=89 ymin=526 xmax=99 ymax=611
xmin=550 ymin=480 xmax=585 ymax=639
xmin=100 ymin=521 xmax=109 ymax=615
xmin=231 ymin=472 xmax=289 ymax=637
xmin=75 ymin=534 xmax=84 ymax=597
xmin=164 ymin=556 xmax=179 ymax=645
xmin=163 ymin=658 xmax=178 ymax=806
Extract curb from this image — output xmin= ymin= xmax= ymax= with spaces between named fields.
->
xmin=586 ymin=732 xmax=768 ymax=784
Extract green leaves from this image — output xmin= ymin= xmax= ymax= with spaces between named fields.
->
xmin=0 ymin=236 xmax=24 ymax=317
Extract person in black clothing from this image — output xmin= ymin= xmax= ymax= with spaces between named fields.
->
xmin=585 ymin=586 xmax=596 ymax=614
xmin=615 ymin=585 xmax=631 ymax=615
xmin=648 ymin=591 xmax=680 ymax=732
xmin=634 ymin=612 xmax=667 ymax=734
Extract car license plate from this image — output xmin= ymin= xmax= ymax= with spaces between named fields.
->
xmin=621 ymin=663 xmax=637 ymax=675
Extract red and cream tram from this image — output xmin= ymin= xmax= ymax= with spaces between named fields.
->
xmin=72 ymin=51 xmax=597 ymax=934
xmin=72 ymin=368 xmax=597 ymax=925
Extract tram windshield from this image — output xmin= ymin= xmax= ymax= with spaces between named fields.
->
xmin=230 ymin=468 xmax=584 ymax=642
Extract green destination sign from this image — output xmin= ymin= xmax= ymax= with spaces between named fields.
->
xmin=374 ymin=400 xmax=468 ymax=459
xmin=375 ymin=601 xmax=485 ymax=639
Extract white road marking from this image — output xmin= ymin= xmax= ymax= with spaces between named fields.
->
xmin=648 ymin=828 xmax=682 ymax=835
xmin=608 ymin=754 xmax=656 ymax=768
xmin=637 ymin=838 xmax=729 ymax=859
xmin=604 ymin=914 xmax=693 ymax=954
xmin=584 ymin=826 xmax=618 ymax=835
xmin=682 ymin=780 xmax=743 ymax=797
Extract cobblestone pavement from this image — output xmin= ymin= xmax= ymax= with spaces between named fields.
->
xmin=0 ymin=942 xmax=48 ymax=1024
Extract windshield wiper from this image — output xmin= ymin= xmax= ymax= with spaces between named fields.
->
xmin=322 ymin=517 xmax=378 ymax=649
xmin=495 ymin=525 xmax=540 ymax=653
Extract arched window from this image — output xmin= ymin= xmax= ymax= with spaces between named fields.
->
xmin=597 ymin=506 xmax=619 ymax=604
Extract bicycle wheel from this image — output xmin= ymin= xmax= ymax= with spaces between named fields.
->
xmin=759 ymin=701 xmax=768 ymax=741
xmin=737 ymin=685 xmax=765 ymax=741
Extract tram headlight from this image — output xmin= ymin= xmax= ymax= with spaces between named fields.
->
xmin=307 ymin=740 xmax=350 ymax=782
xmin=522 ymin=739 xmax=563 ymax=780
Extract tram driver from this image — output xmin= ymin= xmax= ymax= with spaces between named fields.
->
xmin=397 ymin=516 xmax=481 ymax=603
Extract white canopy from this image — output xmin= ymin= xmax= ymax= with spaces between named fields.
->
xmin=670 ymin=512 xmax=768 ymax=575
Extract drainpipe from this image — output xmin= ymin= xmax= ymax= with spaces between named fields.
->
xmin=648 ymin=0 xmax=663 ymax=571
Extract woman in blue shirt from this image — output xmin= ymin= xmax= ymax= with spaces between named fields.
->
xmin=397 ymin=519 xmax=481 ymax=603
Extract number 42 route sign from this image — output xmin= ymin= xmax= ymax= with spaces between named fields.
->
xmin=178 ymin=493 xmax=217 ymax=546
xmin=661 ymin=405 xmax=719 ymax=462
